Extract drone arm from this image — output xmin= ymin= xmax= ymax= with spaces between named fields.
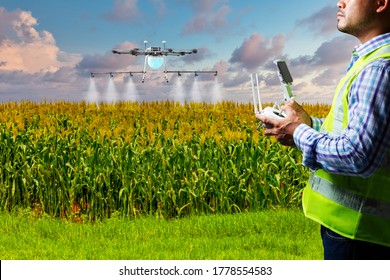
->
xmin=168 ymin=49 xmax=197 ymax=56
xmin=113 ymin=49 xmax=146 ymax=56
xmin=112 ymin=50 xmax=132 ymax=54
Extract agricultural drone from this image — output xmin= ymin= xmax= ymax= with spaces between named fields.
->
xmin=90 ymin=40 xmax=218 ymax=83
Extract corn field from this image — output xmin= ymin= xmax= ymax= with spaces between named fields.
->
xmin=0 ymin=100 xmax=330 ymax=221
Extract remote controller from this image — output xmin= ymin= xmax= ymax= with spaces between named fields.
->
xmin=251 ymin=60 xmax=294 ymax=129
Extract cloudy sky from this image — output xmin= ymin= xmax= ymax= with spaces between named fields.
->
xmin=0 ymin=0 xmax=359 ymax=104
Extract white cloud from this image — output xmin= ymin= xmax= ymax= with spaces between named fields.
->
xmin=229 ymin=33 xmax=285 ymax=71
xmin=0 ymin=8 xmax=81 ymax=74
xmin=296 ymin=6 xmax=337 ymax=37
xmin=102 ymin=0 xmax=141 ymax=23
xmin=149 ymin=0 xmax=167 ymax=18
xmin=0 ymin=7 xmax=84 ymax=102
xmin=182 ymin=0 xmax=232 ymax=36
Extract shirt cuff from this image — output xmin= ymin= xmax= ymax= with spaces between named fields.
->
xmin=293 ymin=124 xmax=321 ymax=170
xmin=293 ymin=124 xmax=312 ymax=150
xmin=310 ymin=117 xmax=323 ymax=132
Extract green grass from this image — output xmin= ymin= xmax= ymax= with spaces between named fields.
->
xmin=0 ymin=209 xmax=322 ymax=260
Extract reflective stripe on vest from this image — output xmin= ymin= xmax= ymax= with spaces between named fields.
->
xmin=309 ymin=172 xmax=390 ymax=220
xmin=303 ymin=44 xmax=390 ymax=246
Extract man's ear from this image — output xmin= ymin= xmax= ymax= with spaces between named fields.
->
xmin=376 ymin=0 xmax=389 ymax=13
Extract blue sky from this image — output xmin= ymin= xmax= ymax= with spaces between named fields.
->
xmin=0 ymin=0 xmax=359 ymax=104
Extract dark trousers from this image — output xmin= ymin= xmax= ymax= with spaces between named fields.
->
xmin=321 ymin=226 xmax=390 ymax=260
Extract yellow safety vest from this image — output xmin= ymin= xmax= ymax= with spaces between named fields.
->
xmin=303 ymin=44 xmax=390 ymax=247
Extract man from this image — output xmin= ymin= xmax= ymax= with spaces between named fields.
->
xmin=257 ymin=0 xmax=390 ymax=260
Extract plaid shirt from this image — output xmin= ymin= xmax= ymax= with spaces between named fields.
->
xmin=293 ymin=33 xmax=390 ymax=178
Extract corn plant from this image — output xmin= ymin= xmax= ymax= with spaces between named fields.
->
xmin=0 ymin=100 xmax=330 ymax=220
